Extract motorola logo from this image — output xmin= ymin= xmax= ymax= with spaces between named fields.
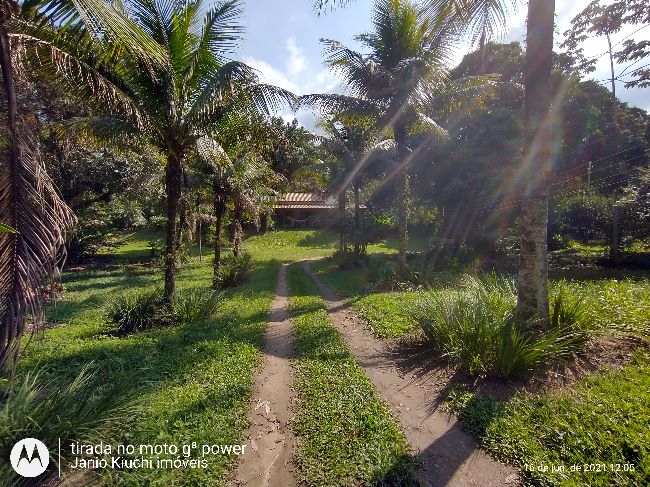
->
xmin=10 ymin=438 xmax=49 ymax=477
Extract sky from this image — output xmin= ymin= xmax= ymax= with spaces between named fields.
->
xmin=236 ymin=0 xmax=650 ymax=129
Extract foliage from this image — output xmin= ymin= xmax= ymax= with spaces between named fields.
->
xmin=448 ymin=352 xmax=650 ymax=486
xmin=213 ymin=252 xmax=253 ymax=289
xmin=562 ymin=0 xmax=650 ymax=88
xmin=415 ymin=276 xmax=594 ymax=377
xmin=0 ymin=365 xmax=130 ymax=485
xmin=287 ymin=263 xmax=415 ymax=487
xmin=551 ymin=191 xmax=613 ymax=243
xmin=106 ymin=287 xmax=222 ymax=334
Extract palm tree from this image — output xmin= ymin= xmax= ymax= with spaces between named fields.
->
xmin=195 ymin=115 xmax=285 ymax=286
xmin=427 ymin=0 xmax=556 ymax=326
xmin=318 ymin=115 xmax=394 ymax=254
xmin=52 ymin=0 xmax=294 ymax=302
xmin=304 ymin=0 xmax=457 ymax=269
xmin=0 ymin=0 xmax=170 ymax=375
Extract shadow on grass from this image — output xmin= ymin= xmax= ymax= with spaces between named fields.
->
xmin=296 ymin=231 xmax=338 ymax=249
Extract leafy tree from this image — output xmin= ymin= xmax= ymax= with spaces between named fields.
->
xmin=562 ymin=0 xmax=650 ymax=90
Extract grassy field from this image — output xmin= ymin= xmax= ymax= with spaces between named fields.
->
xmin=7 ymin=230 xmax=336 ymax=485
xmin=287 ymin=263 xmax=414 ymax=486
xmin=448 ymin=349 xmax=650 ymax=486
xmin=5 ymin=229 xmax=649 ymax=486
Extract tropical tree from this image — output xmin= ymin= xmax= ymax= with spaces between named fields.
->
xmin=318 ymin=115 xmax=394 ymax=254
xmin=304 ymin=0 xmax=462 ymax=269
xmin=424 ymin=0 xmax=555 ymax=326
xmin=0 ymin=0 xmax=170 ymax=375
xmin=195 ymin=115 xmax=285 ymax=286
xmin=50 ymin=0 xmax=294 ymax=302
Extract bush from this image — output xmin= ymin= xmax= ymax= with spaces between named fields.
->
xmin=173 ymin=289 xmax=222 ymax=325
xmin=416 ymin=275 xmax=592 ymax=377
xmin=106 ymin=288 xmax=221 ymax=334
xmin=106 ymin=289 xmax=174 ymax=334
xmin=213 ymin=252 xmax=253 ymax=289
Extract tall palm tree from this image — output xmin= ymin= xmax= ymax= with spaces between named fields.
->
xmin=52 ymin=0 xmax=294 ymax=302
xmin=318 ymin=115 xmax=394 ymax=254
xmin=430 ymin=0 xmax=555 ymax=326
xmin=304 ymin=0 xmax=456 ymax=269
xmin=195 ymin=115 xmax=285 ymax=286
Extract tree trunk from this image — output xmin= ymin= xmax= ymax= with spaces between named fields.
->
xmin=517 ymin=0 xmax=555 ymax=328
xmin=177 ymin=168 xmax=187 ymax=251
xmin=164 ymin=153 xmax=183 ymax=302
xmin=353 ymin=182 xmax=361 ymax=255
xmin=212 ymin=194 xmax=225 ymax=288
xmin=231 ymin=206 xmax=243 ymax=258
xmin=394 ymin=124 xmax=410 ymax=270
xmin=338 ymin=189 xmax=347 ymax=252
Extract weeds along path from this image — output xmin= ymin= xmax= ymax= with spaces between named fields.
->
xmin=302 ymin=261 xmax=519 ymax=487
xmin=232 ymin=263 xmax=297 ymax=487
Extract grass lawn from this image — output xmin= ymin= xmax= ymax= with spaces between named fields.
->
xmin=287 ymin=263 xmax=415 ymax=486
xmin=448 ymin=350 xmax=650 ymax=486
xmin=13 ymin=239 xmax=280 ymax=485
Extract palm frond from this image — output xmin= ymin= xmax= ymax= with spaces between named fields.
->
xmin=409 ymin=112 xmax=449 ymax=139
xmin=300 ymin=93 xmax=380 ymax=117
xmin=0 ymin=115 xmax=76 ymax=374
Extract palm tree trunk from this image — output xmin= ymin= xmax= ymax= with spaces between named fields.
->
xmin=353 ymin=182 xmax=361 ymax=255
xmin=517 ymin=0 xmax=555 ymax=328
xmin=394 ymin=124 xmax=409 ymax=270
xmin=338 ymin=189 xmax=347 ymax=252
xmin=164 ymin=153 xmax=183 ymax=302
xmin=231 ymin=205 xmax=243 ymax=258
xmin=212 ymin=194 xmax=225 ymax=288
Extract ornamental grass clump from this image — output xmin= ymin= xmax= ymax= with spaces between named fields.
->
xmin=107 ymin=288 xmax=222 ymax=334
xmin=416 ymin=275 xmax=593 ymax=377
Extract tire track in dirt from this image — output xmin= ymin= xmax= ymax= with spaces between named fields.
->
xmin=302 ymin=261 xmax=520 ymax=487
xmin=232 ymin=263 xmax=297 ymax=487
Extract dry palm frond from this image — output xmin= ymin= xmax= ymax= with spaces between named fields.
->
xmin=0 ymin=80 xmax=76 ymax=375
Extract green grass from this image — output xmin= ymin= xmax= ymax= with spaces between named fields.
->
xmin=447 ymin=350 xmax=650 ymax=486
xmin=287 ymin=263 xmax=415 ymax=486
xmin=13 ymin=232 xmax=283 ymax=486
xmin=244 ymin=229 xmax=338 ymax=261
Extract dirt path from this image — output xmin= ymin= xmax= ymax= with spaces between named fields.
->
xmin=303 ymin=261 xmax=519 ymax=487
xmin=232 ymin=264 xmax=297 ymax=487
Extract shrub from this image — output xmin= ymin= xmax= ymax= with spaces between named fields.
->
xmin=106 ymin=288 xmax=222 ymax=334
xmin=173 ymin=289 xmax=222 ymax=325
xmin=416 ymin=275 xmax=592 ymax=377
xmin=106 ymin=289 xmax=174 ymax=334
xmin=213 ymin=252 xmax=253 ymax=289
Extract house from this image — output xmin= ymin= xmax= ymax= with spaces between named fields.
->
xmin=273 ymin=192 xmax=338 ymax=227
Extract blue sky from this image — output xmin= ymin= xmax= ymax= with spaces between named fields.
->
xmin=236 ymin=0 xmax=649 ymax=129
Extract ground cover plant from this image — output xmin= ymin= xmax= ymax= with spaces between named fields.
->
xmin=287 ymin=263 xmax=415 ymax=486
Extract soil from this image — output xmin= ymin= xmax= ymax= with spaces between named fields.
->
xmin=231 ymin=264 xmax=297 ymax=487
xmin=303 ymin=261 xmax=520 ymax=487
